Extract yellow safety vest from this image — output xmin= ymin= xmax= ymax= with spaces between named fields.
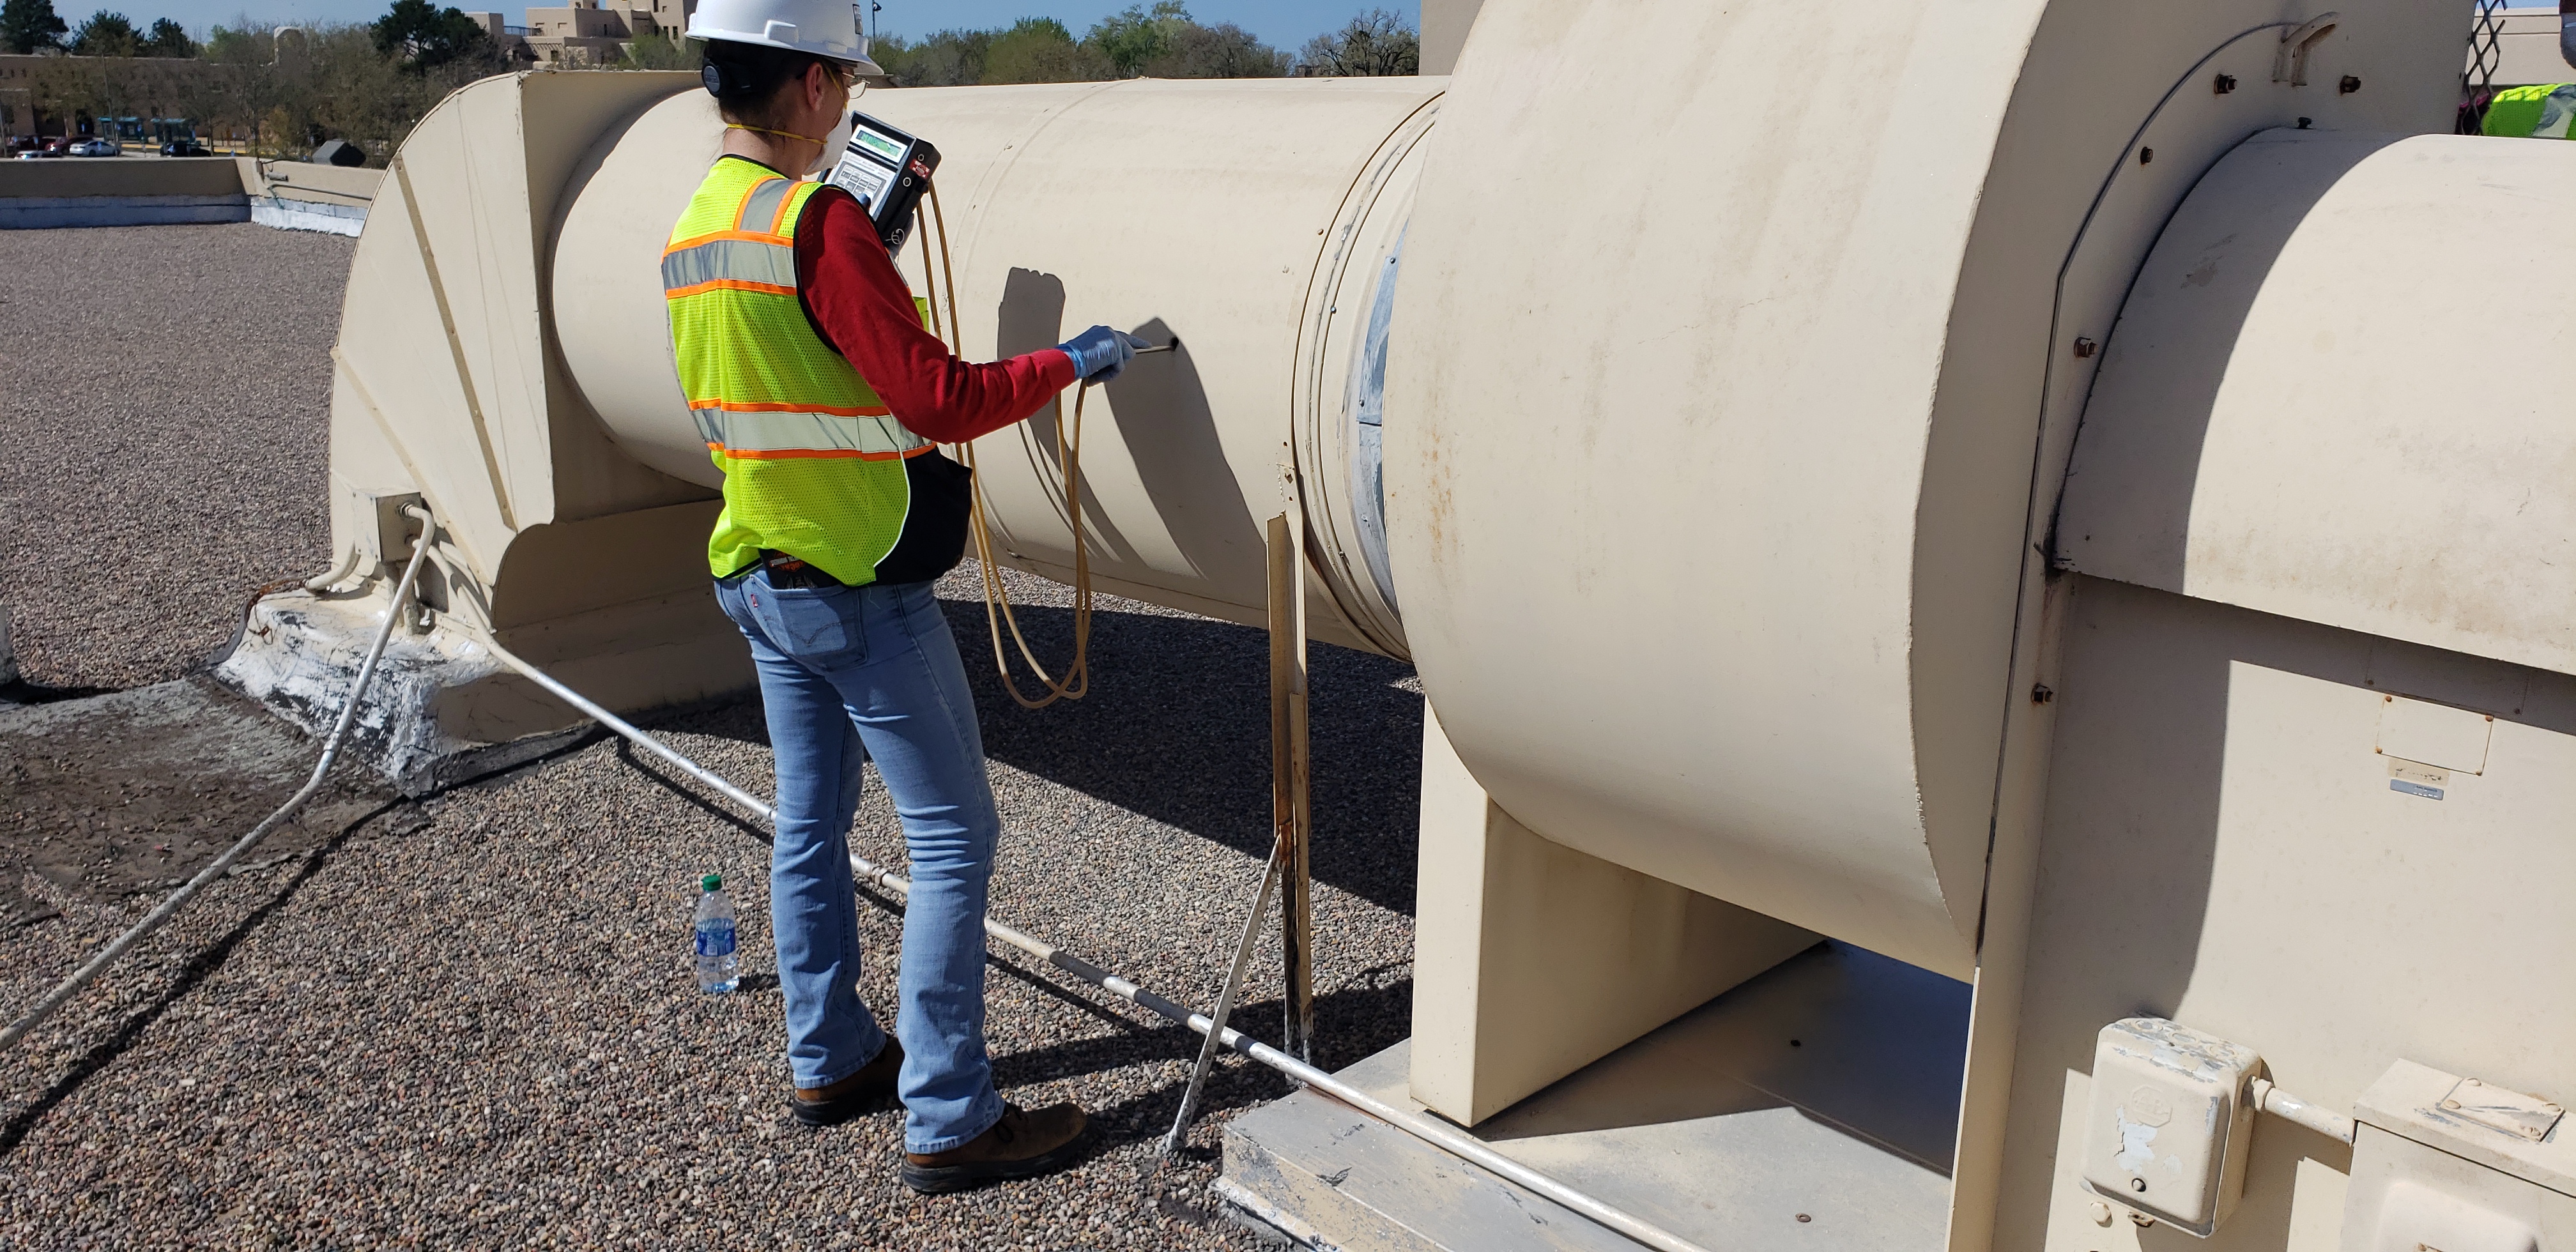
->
xmin=664 ymin=156 xmax=954 ymax=586
xmin=2484 ymin=84 xmax=2576 ymax=139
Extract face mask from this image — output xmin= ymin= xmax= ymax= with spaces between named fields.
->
xmin=816 ymin=108 xmax=852 ymax=178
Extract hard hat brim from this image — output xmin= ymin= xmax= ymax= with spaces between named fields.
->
xmin=691 ymin=32 xmax=884 ymax=80
xmin=685 ymin=21 xmax=879 ymax=68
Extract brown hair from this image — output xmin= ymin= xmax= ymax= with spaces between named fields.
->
xmin=701 ymin=41 xmax=845 ymax=130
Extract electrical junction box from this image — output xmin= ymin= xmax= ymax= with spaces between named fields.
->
xmin=2342 ymin=1059 xmax=2571 ymax=1252
xmin=2079 ymin=1017 xmax=2261 ymax=1237
xmin=372 ymin=492 xmax=425 ymax=566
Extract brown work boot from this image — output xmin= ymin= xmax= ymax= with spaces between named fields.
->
xmin=899 ymin=1101 xmax=1091 ymax=1194
xmin=787 ymin=1037 xmax=903 ymax=1127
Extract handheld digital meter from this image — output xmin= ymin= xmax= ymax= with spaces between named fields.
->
xmin=825 ymin=111 xmax=940 ymax=254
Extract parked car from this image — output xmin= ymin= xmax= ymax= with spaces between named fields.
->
xmin=66 ymin=139 xmax=121 ymax=157
xmin=160 ymin=139 xmax=212 ymax=157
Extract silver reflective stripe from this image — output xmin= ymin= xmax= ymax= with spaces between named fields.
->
xmin=2539 ymin=84 xmax=2576 ymax=139
xmin=740 ymin=178 xmax=797 ymax=233
xmin=662 ymin=237 xmax=797 ymax=291
xmin=699 ymin=407 xmax=931 ymax=457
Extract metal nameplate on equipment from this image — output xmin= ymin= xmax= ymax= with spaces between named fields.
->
xmin=2376 ymin=693 xmax=2494 ymax=775
xmin=2440 ymin=1078 xmax=2566 ymax=1145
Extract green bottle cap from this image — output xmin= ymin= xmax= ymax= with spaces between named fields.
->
xmin=702 ymin=873 xmax=722 ymax=892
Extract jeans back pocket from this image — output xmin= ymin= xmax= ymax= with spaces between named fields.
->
xmin=753 ymin=584 xmax=862 ymax=664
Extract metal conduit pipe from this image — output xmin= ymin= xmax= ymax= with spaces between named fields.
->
xmin=302 ymin=542 xmax=364 ymax=593
xmin=464 ymin=632 xmax=1717 ymax=1252
xmin=2250 ymin=1077 xmax=2356 ymax=1145
xmin=1 ymin=505 xmax=443 ymax=1055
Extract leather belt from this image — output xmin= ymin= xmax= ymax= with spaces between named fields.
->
xmin=760 ymin=550 xmax=844 ymax=589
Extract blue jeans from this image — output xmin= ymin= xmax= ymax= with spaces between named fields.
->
xmin=714 ymin=570 xmax=1005 ymax=1153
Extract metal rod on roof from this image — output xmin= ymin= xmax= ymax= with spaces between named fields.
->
xmin=1 ymin=505 xmax=442 ymax=1055
xmin=467 ymin=632 xmax=1720 ymax=1252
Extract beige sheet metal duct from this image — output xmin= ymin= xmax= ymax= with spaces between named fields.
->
xmin=233 ymin=70 xmax=1436 ymax=780
xmin=224 ymin=4 xmax=2576 ymax=1246
xmin=552 ymin=79 xmax=1439 ymax=657
xmin=1382 ymin=0 xmax=2464 ymax=977
xmin=2057 ymin=127 xmax=2576 ymax=676
xmin=277 ymin=0 xmax=2469 ymax=971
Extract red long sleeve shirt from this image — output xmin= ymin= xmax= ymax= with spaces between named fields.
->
xmin=790 ymin=180 xmax=1075 ymax=441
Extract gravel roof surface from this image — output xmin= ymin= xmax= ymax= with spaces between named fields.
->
xmin=0 ymin=223 xmax=351 ymax=696
xmin=0 ymin=225 xmax=1425 ymax=1249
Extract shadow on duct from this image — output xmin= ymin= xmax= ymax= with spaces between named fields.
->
xmin=997 ymin=266 xmax=1262 ymax=593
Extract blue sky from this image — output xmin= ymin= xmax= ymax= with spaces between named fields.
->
xmin=88 ymin=1 xmax=1414 ymax=52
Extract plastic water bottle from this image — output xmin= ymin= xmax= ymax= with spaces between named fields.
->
xmin=693 ymin=873 xmax=739 ymax=993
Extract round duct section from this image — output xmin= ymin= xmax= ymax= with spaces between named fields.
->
xmin=551 ymin=79 xmax=1442 ymax=656
xmin=1372 ymin=0 xmax=2465 ymax=979
xmin=2057 ymin=128 xmax=2576 ymax=678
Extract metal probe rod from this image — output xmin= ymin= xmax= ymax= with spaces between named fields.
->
xmin=466 ymin=635 xmax=1720 ymax=1252
xmin=1 ymin=505 xmax=443 ymax=1055
xmin=1159 ymin=845 xmax=1282 ymax=1161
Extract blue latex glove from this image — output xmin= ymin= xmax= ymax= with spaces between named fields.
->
xmin=1058 ymin=326 xmax=1152 ymax=383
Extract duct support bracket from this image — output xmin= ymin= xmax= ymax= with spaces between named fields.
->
xmin=1275 ymin=449 xmax=1317 ymax=1062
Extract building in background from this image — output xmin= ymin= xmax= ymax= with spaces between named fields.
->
xmin=461 ymin=13 xmax=537 ymax=64
xmin=479 ymin=0 xmax=695 ymax=66
xmin=0 ymin=54 xmax=215 ymax=143
xmin=1 ymin=58 xmax=38 ymax=142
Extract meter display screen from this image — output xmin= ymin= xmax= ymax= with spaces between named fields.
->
xmin=852 ymin=128 xmax=905 ymax=165
xmin=824 ymin=112 xmax=940 ymax=252
xmin=828 ymin=125 xmax=903 ymax=211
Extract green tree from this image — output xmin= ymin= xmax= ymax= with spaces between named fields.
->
xmin=167 ymin=20 xmax=500 ymax=160
xmin=370 ymin=0 xmax=489 ymax=72
xmin=1087 ymin=1 xmax=1186 ymax=77
xmin=1142 ymin=20 xmax=1285 ymax=78
xmin=979 ymin=16 xmax=1109 ymax=84
xmin=1 ymin=0 xmax=67 ymax=52
xmin=618 ymin=27 xmax=692 ymax=70
xmin=69 ymin=9 xmax=137 ymax=56
xmin=141 ymin=15 xmax=190 ymax=56
xmin=1297 ymin=8 xmax=1418 ymax=76
xmin=871 ymin=29 xmax=995 ymax=87
xmin=201 ymin=22 xmax=264 ymax=61
xmin=871 ymin=10 xmax=1284 ymax=88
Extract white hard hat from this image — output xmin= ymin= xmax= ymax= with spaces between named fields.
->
xmin=688 ymin=0 xmax=880 ymax=70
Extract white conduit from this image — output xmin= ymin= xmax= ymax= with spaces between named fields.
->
xmin=468 ymin=632 xmax=1717 ymax=1252
xmin=303 ymin=542 xmax=365 ymax=593
xmin=1 ymin=505 xmax=441 ymax=1055
xmin=2251 ymin=1077 xmax=2356 ymax=1144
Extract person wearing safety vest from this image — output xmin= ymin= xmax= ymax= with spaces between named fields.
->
xmin=2483 ymin=83 xmax=2576 ymax=138
xmin=672 ymin=0 xmax=1145 ymax=1194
